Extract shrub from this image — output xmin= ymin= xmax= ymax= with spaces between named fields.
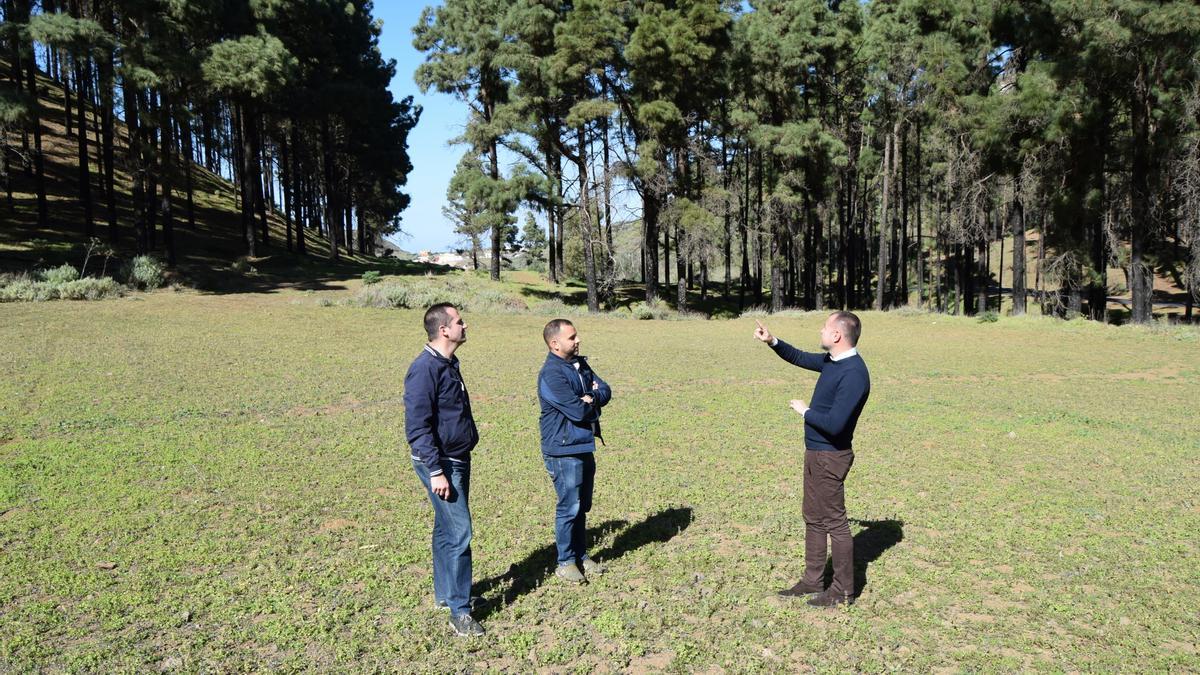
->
xmin=362 ymin=270 xmax=382 ymax=285
xmin=57 ymin=277 xmax=123 ymax=300
xmin=0 ymin=272 xmax=123 ymax=302
xmin=126 ymin=256 xmax=165 ymax=289
xmin=893 ymin=305 xmax=929 ymax=317
xmin=533 ymin=298 xmax=587 ymax=316
xmin=0 ymin=275 xmax=48 ymax=302
xmin=39 ymin=264 xmax=80 ymax=284
xmin=347 ymin=273 xmax=529 ymax=313
xmin=978 ymin=311 xmax=1000 ymax=323
xmin=630 ymin=302 xmax=672 ymax=320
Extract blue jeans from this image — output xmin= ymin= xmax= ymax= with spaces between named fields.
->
xmin=412 ymin=458 xmax=473 ymax=615
xmin=543 ymin=453 xmax=595 ymax=566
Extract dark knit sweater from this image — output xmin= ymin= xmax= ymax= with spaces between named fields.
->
xmin=771 ymin=339 xmax=870 ymax=451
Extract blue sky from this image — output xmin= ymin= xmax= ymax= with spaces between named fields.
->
xmin=374 ymin=2 xmax=464 ymax=253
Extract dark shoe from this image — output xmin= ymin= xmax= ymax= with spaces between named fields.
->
xmin=449 ymin=613 xmax=485 ymax=637
xmin=777 ymin=581 xmax=824 ymax=598
xmin=555 ymin=563 xmax=585 ymax=584
xmin=435 ymin=596 xmax=483 ymax=612
xmin=806 ymin=590 xmax=855 ymax=608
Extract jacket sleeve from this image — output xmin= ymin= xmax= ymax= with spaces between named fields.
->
xmin=591 ymin=371 xmax=612 ymax=408
xmin=581 ymin=361 xmax=612 ymax=408
xmin=539 ymin=367 xmax=600 ymax=423
xmin=803 ymin=371 xmax=868 ymax=437
xmin=771 ymin=338 xmax=826 ymax=372
xmin=403 ymin=363 xmax=443 ymax=476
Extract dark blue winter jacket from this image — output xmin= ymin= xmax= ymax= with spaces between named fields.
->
xmin=404 ymin=345 xmax=479 ymax=475
xmin=538 ymin=352 xmax=612 ymax=456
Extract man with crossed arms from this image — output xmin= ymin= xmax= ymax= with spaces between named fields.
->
xmin=538 ymin=319 xmax=613 ymax=584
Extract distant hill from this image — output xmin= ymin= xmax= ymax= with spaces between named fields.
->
xmin=1 ymin=62 xmax=421 ymax=291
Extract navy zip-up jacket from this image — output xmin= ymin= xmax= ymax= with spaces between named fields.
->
xmin=538 ymin=352 xmax=612 ymax=456
xmin=771 ymin=339 xmax=870 ymax=451
xmin=404 ymin=344 xmax=479 ymax=476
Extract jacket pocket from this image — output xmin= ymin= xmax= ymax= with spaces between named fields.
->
xmin=559 ymin=420 xmax=592 ymax=446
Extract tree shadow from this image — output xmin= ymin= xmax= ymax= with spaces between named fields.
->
xmin=472 ymin=507 xmax=693 ymax=621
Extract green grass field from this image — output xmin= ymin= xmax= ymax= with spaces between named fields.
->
xmin=2 ymin=286 xmax=1198 ymax=672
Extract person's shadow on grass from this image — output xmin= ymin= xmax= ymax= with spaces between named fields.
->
xmin=473 ymin=507 xmax=693 ymax=621
xmin=815 ymin=518 xmax=903 ymax=596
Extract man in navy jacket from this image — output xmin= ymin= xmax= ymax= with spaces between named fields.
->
xmin=755 ymin=311 xmax=871 ymax=608
xmin=538 ymin=319 xmax=612 ymax=584
xmin=404 ymin=303 xmax=483 ymax=636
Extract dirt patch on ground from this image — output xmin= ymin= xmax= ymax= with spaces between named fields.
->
xmin=628 ymin=651 xmax=674 ymax=673
xmin=318 ymin=518 xmax=356 ymax=532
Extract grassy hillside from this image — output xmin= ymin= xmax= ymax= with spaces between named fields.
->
xmin=1 ymin=287 xmax=1197 ymax=671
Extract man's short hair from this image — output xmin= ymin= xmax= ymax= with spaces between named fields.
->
xmin=543 ymin=318 xmax=574 ymax=346
xmin=424 ymin=303 xmax=458 ymax=340
xmin=831 ymin=311 xmax=862 ymax=346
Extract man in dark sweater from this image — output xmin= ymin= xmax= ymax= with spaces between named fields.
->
xmin=754 ymin=311 xmax=870 ymax=608
xmin=538 ymin=319 xmax=612 ymax=584
xmin=404 ymin=303 xmax=484 ymax=636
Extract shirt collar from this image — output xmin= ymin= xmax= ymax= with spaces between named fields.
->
xmin=424 ymin=343 xmax=454 ymax=362
xmin=830 ymin=347 xmax=858 ymax=362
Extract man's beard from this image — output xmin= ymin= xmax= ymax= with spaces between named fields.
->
xmin=819 ymin=341 xmax=831 ymax=352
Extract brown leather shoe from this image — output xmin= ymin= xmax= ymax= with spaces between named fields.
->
xmin=777 ymin=581 xmax=824 ymax=598
xmin=806 ymin=590 xmax=855 ymax=608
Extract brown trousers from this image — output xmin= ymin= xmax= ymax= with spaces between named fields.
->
xmin=801 ymin=449 xmax=855 ymax=596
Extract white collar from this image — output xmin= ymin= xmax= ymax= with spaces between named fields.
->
xmin=424 ymin=343 xmax=453 ymax=360
xmin=830 ymin=347 xmax=858 ymax=362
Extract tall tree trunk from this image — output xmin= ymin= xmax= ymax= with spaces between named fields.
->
xmin=900 ymin=122 xmax=909 ymax=306
xmin=252 ymin=113 xmax=269 ymax=248
xmin=281 ymin=128 xmax=293 ymax=252
xmin=722 ymin=136 xmax=732 ymax=298
xmin=547 ymin=201 xmax=557 ymax=283
xmin=321 ymin=116 xmax=339 ymax=260
xmin=600 ymin=104 xmax=614 ymax=281
xmin=1129 ymin=61 xmax=1154 ymax=324
xmin=98 ymin=2 xmax=117 ymax=244
xmin=643 ymin=184 xmax=660 ymax=303
xmin=180 ymin=97 xmax=195 ymax=230
xmin=144 ymin=90 xmax=159 ymax=250
xmin=63 ymin=51 xmax=73 ymax=137
xmin=23 ymin=33 xmax=48 ymax=228
xmin=1011 ymin=183 xmax=1026 ymax=316
xmin=73 ymin=52 xmax=93 ymax=237
xmin=159 ymin=87 xmax=175 ymax=266
xmin=875 ymin=124 xmax=895 ymax=311
xmin=677 ymin=220 xmax=687 ymax=311
xmin=487 ymin=141 xmax=501 ymax=280
xmin=554 ymin=152 xmax=565 ymax=281
xmin=291 ymin=123 xmax=306 ymax=255
xmin=739 ymin=146 xmax=750 ymax=309
xmin=576 ymin=126 xmax=599 ymax=313
xmin=915 ymin=119 xmax=924 ymax=308
xmin=663 ymin=210 xmax=671 ymax=288
xmin=239 ymin=103 xmax=257 ymax=257
xmin=754 ymin=150 xmax=764 ymax=305
xmin=121 ymin=64 xmax=146 ymax=252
